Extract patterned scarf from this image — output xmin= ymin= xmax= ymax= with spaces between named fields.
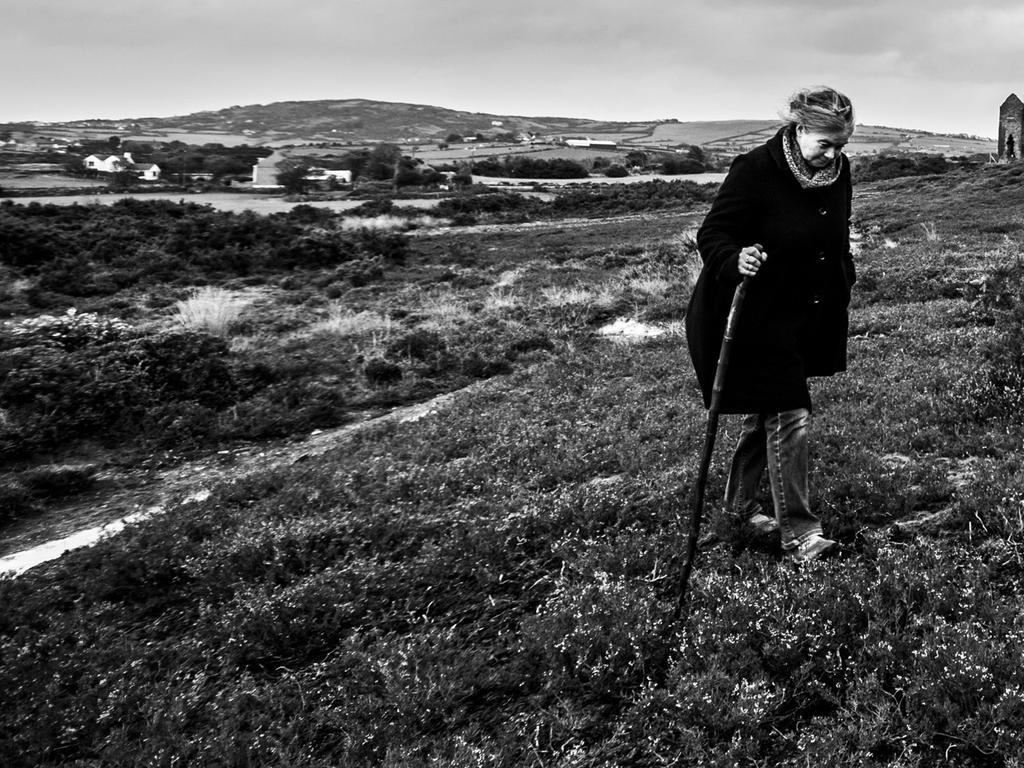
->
xmin=782 ymin=127 xmax=842 ymax=189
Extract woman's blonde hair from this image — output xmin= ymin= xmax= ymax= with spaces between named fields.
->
xmin=780 ymin=86 xmax=855 ymax=136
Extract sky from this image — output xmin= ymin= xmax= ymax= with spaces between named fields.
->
xmin=3 ymin=0 xmax=1020 ymax=139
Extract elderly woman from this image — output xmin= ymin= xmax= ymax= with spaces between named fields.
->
xmin=685 ymin=85 xmax=857 ymax=563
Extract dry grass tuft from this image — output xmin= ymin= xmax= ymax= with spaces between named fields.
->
xmin=541 ymin=285 xmax=618 ymax=309
xmin=174 ymin=287 xmax=251 ymax=336
xmin=621 ymin=265 xmax=675 ymax=297
xmin=417 ymin=295 xmax=473 ymax=330
xmin=311 ymin=306 xmax=395 ymax=337
xmin=493 ymin=268 xmax=526 ymax=288
xmin=484 ymin=288 xmax=524 ymax=312
xmin=920 ymin=221 xmax=940 ymax=242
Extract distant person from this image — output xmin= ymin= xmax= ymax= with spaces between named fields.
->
xmin=685 ymin=85 xmax=857 ymax=563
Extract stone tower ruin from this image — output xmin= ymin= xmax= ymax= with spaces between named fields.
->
xmin=999 ymin=93 xmax=1024 ymax=159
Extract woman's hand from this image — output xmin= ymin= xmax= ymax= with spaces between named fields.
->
xmin=738 ymin=245 xmax=767 ymax=277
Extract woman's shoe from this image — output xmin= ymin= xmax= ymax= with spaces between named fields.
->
xmin=785 ymin=533 xmax=837 ymax=563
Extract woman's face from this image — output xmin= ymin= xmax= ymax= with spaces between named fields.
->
xmin=796 ymin=126 xmax=850 ymax=168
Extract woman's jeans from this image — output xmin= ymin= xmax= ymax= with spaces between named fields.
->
xmin=723 ymin=409 xmax=822 ymax=547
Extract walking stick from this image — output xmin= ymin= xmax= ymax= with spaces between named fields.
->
xmin=673 ymin=250 xmax=759 ymax=622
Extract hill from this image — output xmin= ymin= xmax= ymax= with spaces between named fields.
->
xmin=2 ymin=162 xmax=1024 ymax=762
xmin=6 ymin=98 xmax=996 ymax=157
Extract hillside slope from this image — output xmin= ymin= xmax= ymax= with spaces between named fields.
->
xmin=2 ymin=164 xmax=1024 ymax=763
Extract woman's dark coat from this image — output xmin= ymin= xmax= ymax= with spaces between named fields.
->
xmin=685 ymin=128 xmax=856 ymax=414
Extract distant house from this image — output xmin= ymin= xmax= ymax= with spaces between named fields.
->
xmin=83 ymin=154 xmax=113 ymax=171
xmin=252 ymin=151 xmax=285 ymax=188
xmin=565 ymin=138 xmax=617 ymax=149
xmin=84 ymin=152 xmax=161 ymax=180
xmin=306 ymin=167 xmax=352 ymax=184
xmin=251 ymin=153 xmax=352 ymax=189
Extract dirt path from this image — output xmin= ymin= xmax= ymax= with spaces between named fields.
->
xmin=0 ymin=387 xmax=472 ymax=574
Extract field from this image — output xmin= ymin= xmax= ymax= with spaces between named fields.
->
xmin=0 ymin=172 xmax=107 ymax=190
xmin=696 ymin=123 xmax=996 ymax=159
xmin=0 ymin=189 xmax=447 ymax=214
xmin=2 ymin=164 xmax=1024 ymax=765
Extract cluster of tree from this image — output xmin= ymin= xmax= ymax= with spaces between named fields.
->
xmin=600 ymin=146 xmax=709 ymax=175
xmin=445 ymin=132 xmax=488 ymax=144
xmin=67 ymin=139 xmax=274 ymax=183
xmin=659 ymin=154 xmax=707 ymax=174
xmin=277 ymin=144 xmax=450 ymax=193
xmin=548 ymin=178 xmax=717 ymax=215
xmin=433 ymin=179 xmax=718 ymax=223
xmin=470 ymin=156 xmax=590 ymax=179
xmin=852 ymin=152 xmax=962 ymax=182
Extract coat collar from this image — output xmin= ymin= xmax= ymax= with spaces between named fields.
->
xmin=766 ymin=127 xmax=790 ymax=173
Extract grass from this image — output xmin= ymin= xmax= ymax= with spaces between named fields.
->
xmin=620 ymin=264 xmax=676 ymax=297
xmin=308 ymin=306 xmax=395 ymax=337
xmin=540 ymin=284 xmax=618 ymax=308
xmin=415 ymin=294 xmax=474 ymax=330
xmin=338 ymin=213 xmax=446 ymax=231
xmin=174 ymin=286 xmax=251 ymax=336
xmin=4 ymin=166 xmax=1024 ymax=765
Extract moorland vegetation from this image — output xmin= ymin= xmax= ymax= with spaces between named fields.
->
xmin=2 ymin=163 xmax=1024 ymax=765
xmin=0 ymin=180 xmax=714 ymax=519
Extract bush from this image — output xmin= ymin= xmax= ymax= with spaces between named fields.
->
xmin=660 ymin=156 xmax=705 ymax=175
xmin=388 ymin=329 xmax=446 ymax=361
xmin=20 ymin=463 xmax=98 ymax=496
xmin=0 ymin=478 xmax=39 ymax=522
xmin=3 ymin=307 xmax=132 ymax=352
xmin=950 ymin=259 xmax=1024 ymax=424
xmin=471 ymin=156 xmax=590 ymax=179
xmin=605 ymin=164 xmax=629 ymax=178
xmin=0 ymin=315 xmax=235 ymax=458
xmin=854 ymin=152 xmax=951 ymax=182
xmin=0 ymin=200 xmax=410 ymax=297
xmin=364 ymin=358 xmax=402 ymax=386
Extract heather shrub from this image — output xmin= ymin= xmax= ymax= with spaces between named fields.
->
xmin=388 ymin=328 xmax=447 ymax=362
xmin=364 ymin=357 xmax=402 ymax=386
xmin=853 ymin=152 xmax=951 ymax=182
xmin=2 ymin=307 xmax=132 ymax=351
xmin=9 ymin=168 xmax=1024 ymax=765
xmin=0 ymin=201 xmax=411 ymax=299
xmin=0 ymin=313 xmax=235 ymax=457
xmin=19 ymin=463 xmax=98 ymax=496
xmin=949 ymin=259 xmax=1024 ymax=424
xmin=0 ymin=478 xmax=39 ymax=522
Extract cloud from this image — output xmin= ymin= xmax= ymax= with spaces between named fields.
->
xmin=0 ymin=0 xmax=1011 ymax=136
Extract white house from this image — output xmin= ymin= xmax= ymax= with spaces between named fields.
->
xmin=565 ymin=138 xmax=617 ymax=149
xmin=251 ymin=151 xmax=285 ymax=188
xmin=306 ymin=167 xmax=352 ymax=183
xmin=84 ymin=152 xmax=161 ymax=181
